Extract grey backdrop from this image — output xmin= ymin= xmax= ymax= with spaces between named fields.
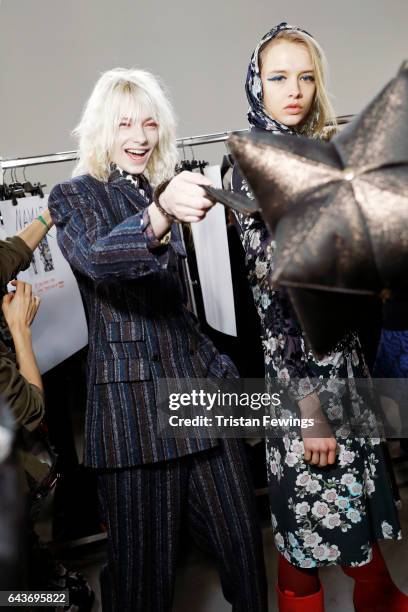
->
xmin=1 ymin=0 xmax=407 ymax=188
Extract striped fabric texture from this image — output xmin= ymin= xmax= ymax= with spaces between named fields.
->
xmin=98 ymin=439 xmax=268 ymax=612
xmin=48 ymin=172 xmax=236 ymax=468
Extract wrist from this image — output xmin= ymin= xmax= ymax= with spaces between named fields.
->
xmin=9 ymin=323 xmax=32 ymax=339
xmin=153 ymin=179 xmax=177 ymax=222
xmin=158 ymin=192 xmax=172 ymax=216
xmin=37 ymin=214 xmax=51 ymax=231
xmin=41 ymin=209 xmax=53 ymax=227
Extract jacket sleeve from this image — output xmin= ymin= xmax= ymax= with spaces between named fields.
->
xmin=0 ymin=354 xmax=44 ymax=431
xmin=48 ymin=180 xmax=170 ymax=282
xmin=0 ymin=236 xmax=33 ymax=288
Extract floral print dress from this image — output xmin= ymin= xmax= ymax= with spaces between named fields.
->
xmin=233 ymin=167 xmax=401 ymax=567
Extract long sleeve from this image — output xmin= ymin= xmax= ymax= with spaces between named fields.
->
xmin=232 ymin=166 xmax=318 ymax=401
xmin=0 ymin=351 xmax=44 ymax=431
xmin=0 ymin=236 xmax=33 ymax=289
xmin=0 ymin=237 xmax=44 ymax=430
xmin=48 ymin=179 xmax=170 ymax=283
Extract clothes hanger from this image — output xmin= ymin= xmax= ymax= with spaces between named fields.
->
xmin=22 ymin=166 xmax=45 ymax=198
xmin=7 ymin=168 xmax=25 ymax=206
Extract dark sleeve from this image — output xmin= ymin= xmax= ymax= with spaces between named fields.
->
xmin=48 ymin=180 xmax=171 ymax=282
xmin=0 ymin=354 xmax=44 ymax=431
xmin=0 ymin=236 xmax=33 ymax=288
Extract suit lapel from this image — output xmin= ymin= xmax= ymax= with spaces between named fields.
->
xmin=107 ymin=179 xmax=150 ymax=222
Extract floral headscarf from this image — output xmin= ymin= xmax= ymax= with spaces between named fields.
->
xmin=246 ymin=21 xmax=313 ymax=134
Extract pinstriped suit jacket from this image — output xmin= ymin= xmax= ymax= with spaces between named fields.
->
xmin=48 ymin=171 xmax=235 ymax=468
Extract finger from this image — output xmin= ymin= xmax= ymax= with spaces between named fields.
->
xmin=2 ymin=294 xmax=12 ymax=308
xmin=178 ymin=171 xmax=213 ymax=186
xmin=303 ymin=449 xmax=312 ymax=463
xmin=184 ymin=215 xmax=205 ymax=224
xmin=319 ymin=451 xmax=328 ymax=467
xmin=327 ymin=449 xmax=337 ymax=465
xmin=27 ymin=300 xmax=37 ymax=323
xmin=15 ymin=280 xmax=25 ymax=295
xmin=33 ymin=296 xmax=41 ymax=316
xmin=176 ymin=182 xmax=214 ymax=203
xmin=178 ymin=194 xmax=213 ymax=210
xmin=196 ymin=196 xmax=214 ymax=210
xmin=176 ymin=206 xmax=207 ymax=220
xmin=311 ymin=451 xmax=320 ymax=465
xmin=24 ymin=283 xmax=32 ymax=298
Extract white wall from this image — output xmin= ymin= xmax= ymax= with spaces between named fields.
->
xmin=1 ymin=0 xmax=407 ymax=188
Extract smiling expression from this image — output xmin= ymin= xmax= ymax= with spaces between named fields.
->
xmin=260 ymin=39 xmax=316 ymax=127
xmin=110 ymin=105 xmax=159 ymax=175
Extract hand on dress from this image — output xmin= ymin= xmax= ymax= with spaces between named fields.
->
xmin=159 ymin=171 xmax=215 ymax=223
xmin=298 ymin=392 xmax=337 ymax=467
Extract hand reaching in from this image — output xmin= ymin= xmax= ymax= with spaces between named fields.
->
xmin=2 ymin=280 xmax=41 ymax=333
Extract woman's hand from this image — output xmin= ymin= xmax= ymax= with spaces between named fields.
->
xmin=2 ymin=280 xmax=41 ymax=333
xmin=298 ymin=392 xmax=337 ymax=467
xmin=159 ymin=171 xmax=214 ymax=223
xmin=302 ymin=436 xmax=338 ymax=467
xmin=2 ymin=280 xmax=43 ymax=392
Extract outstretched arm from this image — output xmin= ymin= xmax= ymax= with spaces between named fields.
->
xmin=0 ymin=209 xmax=54 ymax=288
xmin=49 ymin=173 xmax=214 ymax=283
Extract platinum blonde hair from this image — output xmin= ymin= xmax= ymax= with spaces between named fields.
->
xmin=72 ymin=68 xmax=178 ymax=185
xmin=260 ymin=30 xmax=337 ymax=138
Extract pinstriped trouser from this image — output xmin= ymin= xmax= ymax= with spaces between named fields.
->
xmin=97 ymin=439 xmax=268 ymax=611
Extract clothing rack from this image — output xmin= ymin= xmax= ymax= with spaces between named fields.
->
xmin=2 ymin=114 xmax=407 ymax=552
xmin=0 ymin=115 xmax=354 ymax=180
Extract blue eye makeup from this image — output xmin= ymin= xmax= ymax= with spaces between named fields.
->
xmin=266 ymin=74 xmax=315 ymax=83
xmin=267 ymin=75 xmax=286 ymax=82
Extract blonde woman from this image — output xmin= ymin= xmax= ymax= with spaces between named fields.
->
xmin=233 ymin=23 xmax=407 ymax=612
xmin=48 ymin=68 xmax=267 ymax=612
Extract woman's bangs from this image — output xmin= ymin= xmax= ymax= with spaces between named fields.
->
xmin=112 ymin=85 xmax=158 ymax=128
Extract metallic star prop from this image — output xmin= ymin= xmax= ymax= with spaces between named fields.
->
xmin=206 ymin=61 xmax=408 ymax=357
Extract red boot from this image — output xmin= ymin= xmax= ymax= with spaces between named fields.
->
xmin=276 ymin=584 xmax=325 ymax=611
xmin=342 ymin=544 xmax=408 ymax=611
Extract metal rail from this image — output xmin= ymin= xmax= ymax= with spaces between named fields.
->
xmin=0 ymin=115 xmax=354 ymax=173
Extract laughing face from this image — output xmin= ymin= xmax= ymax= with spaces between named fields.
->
xmin=110 ymin=105 xmax=159 ymax=175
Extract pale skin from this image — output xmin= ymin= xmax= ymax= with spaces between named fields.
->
xmin=109 ymin=109 xmax=214 ymax=240
xmin=260 ymin=39 xmax=316 ymax=127
xmin=260 ymin=39 xmax=337 ymax=467
xmin=1 ymin=210 xmax=54 ymax=392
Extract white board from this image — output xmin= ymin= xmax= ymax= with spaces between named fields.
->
xmin=0 ymin=196 xmax=88 ymax=373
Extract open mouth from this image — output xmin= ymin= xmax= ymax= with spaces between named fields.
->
xmin=124 ymin=148 xmax=149 ymax=162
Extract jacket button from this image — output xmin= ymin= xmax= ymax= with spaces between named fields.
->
xmin=151 ymin=353 xmax=160 ymax=362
